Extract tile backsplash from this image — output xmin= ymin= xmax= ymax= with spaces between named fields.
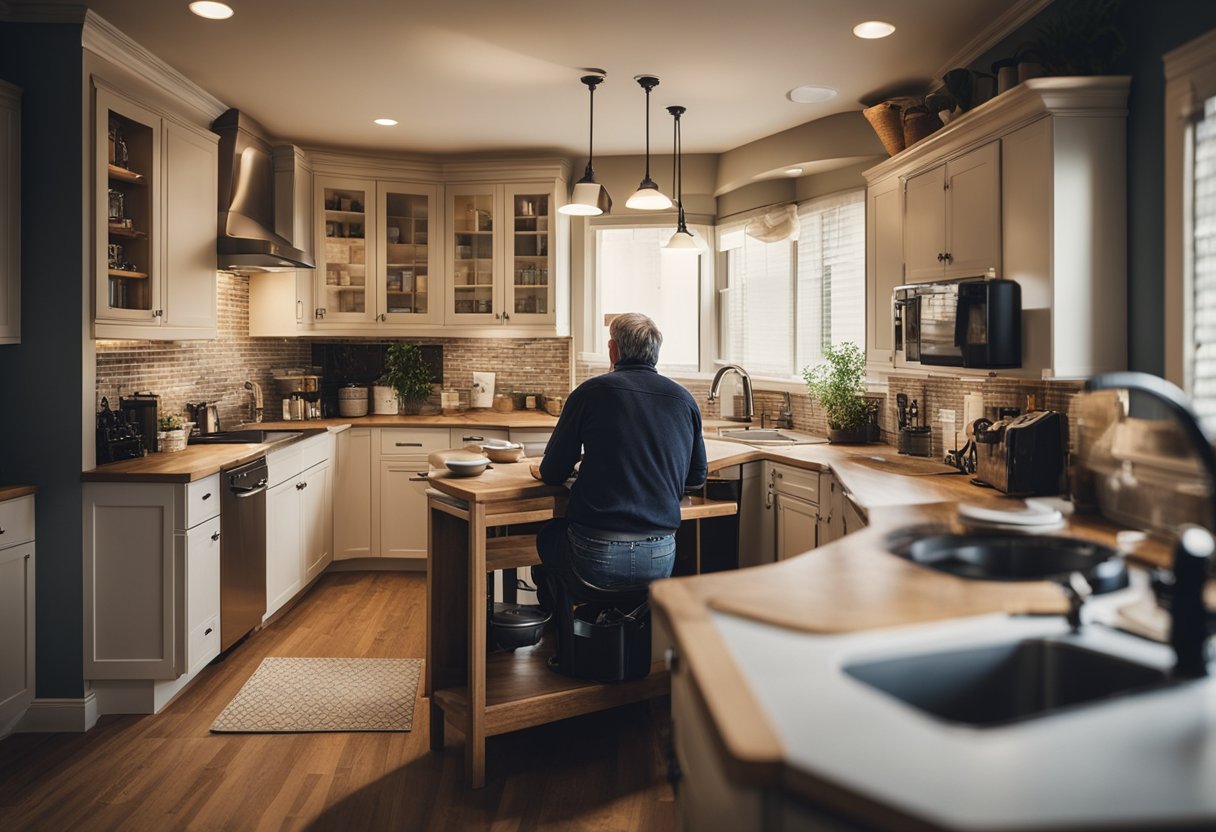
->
xmin=96 ymin=272 xmax=574 ymax=427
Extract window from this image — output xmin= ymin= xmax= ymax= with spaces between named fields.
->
xmin=1165 ymin=29 xmax=1216 ymax=429
xmin=593 ymin=225 xmax=705 ymax=371
xmin=720 ymin=190 xmax=865 ymax=378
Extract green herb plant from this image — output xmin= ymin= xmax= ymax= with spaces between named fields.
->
xmin=158 ymin=414 xmax=183 ymax=431
xmin=801 ymin=341 xmax=869 ymax=431
xmin=381 ymin=342 xmax=434 ymax=405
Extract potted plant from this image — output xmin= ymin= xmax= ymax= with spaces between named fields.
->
xmin=801 ymin=341 xmax=875 ymax=444
xmin=157 ymin=413 xmax=187 ymax=453
xmin=381 ymin=342 xmax=434 ymax=415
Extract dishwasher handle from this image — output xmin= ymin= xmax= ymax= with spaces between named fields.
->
xmin=231 ymin=478 xmax=268 ymax=498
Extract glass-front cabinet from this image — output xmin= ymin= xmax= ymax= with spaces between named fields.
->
xmin=96 ymin=87 xmax=160 ymax=324
xmin=446 ymin=182 xmax=556 ymax=327
xmin=448 ymin=188 xmax=497 ymax=323
xmin=504 ymin=185 xmax=553 ymax=324
xmin=315 ymin=176 xmax=375 ymax=324
xmin=314 ymin=177 xmax=440 ymax=326
xmin=379 ymin=182 xmax=440 ymax=325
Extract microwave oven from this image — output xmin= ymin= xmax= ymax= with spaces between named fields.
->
xmin=893 ymin=278 xmax=1021 ymax=369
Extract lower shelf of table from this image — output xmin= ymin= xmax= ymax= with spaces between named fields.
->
xmin=431 ymin=632 xmax=669 ymax=737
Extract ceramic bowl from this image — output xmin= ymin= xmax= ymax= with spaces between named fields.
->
xmin=483 ymin=443 xmax=524 ymax=464
xmin=445 ymin=455 xmax=490 ymax=477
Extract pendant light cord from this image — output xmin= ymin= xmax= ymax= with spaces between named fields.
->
xmin=644 ymin=85 xmax=652 ymax=180
xmin=584 ymin=79 xmax=597 ymax=180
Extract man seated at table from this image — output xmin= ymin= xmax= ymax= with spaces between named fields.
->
xmin=530 ymin=312 xmax=708 ymax=607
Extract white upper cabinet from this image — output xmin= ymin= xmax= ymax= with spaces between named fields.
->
xmin=378 ymin=181 xmax=442 ymax=325
xmin=0 ymin=82 xmax=20 ymax=346
xmin=864 ymin=77 xmax=1129 ymax=378
xmin=93 ymin=80 xmax=218 ymax=340
xmin=903 ymin=141 xmax=1000 ymax=282
xmin=313 ymin=175 xmax=377 ymax=326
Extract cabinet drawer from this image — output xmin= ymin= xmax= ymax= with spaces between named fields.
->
xmin=188 ymin=613 xmax=220 ymax=677
xmin=184 ymin=474 xmax=220 ymax=528
xmin=0 ymin=494 xmax=34 ymax=547
xmin=298 ymin=431 xmax=333 ymax=471
xmin=267 ymin=444 xmax=303 ymax=488
xmin=379 ymin=427 xmax=449 ymax=456
xmin=449 ymin=427 xmax=509 ymax=448
xmin=772 ymin=466 xmax=818 ymax=503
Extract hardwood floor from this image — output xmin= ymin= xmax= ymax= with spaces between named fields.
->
xmin=0 ymin=573 xmax=677 ymax=831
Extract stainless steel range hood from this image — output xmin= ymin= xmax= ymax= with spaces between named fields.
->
xmin=213 ymin=109 xmax=314 ymax=271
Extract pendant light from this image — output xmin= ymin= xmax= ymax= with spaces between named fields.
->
xmin=665 ymin=105 xmax=699 ymax=252
xmin=559 ymin=73 xmax=612 ymax=216
xmin=625 ymin=76 xmax=673 ymax=211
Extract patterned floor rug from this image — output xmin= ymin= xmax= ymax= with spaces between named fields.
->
xmin=210 ymin=657 xmax=423 ymax=733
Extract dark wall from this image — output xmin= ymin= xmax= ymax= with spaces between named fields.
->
xmin=0 ymin=23 xmax=86 ymax=699
xmin=971 ymin=0 xmax=1216 ymax=375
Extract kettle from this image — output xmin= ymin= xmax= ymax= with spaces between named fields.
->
xmin=187 ymin=402 xmax=221 ymax=435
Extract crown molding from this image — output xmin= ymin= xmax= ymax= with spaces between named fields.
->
xmin=933 ymin=0 xmax=1056 ymax=80
xmin=81 ymin=9 xmax=226 ymax=123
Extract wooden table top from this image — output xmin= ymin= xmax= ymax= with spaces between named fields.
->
xmin=0 ymin=485 xmax=37 ymax=501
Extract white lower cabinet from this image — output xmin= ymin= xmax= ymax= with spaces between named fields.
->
xmin=379 ymin=459 xmax=431 ymax=559
xmin=775 ymin=492 xmax=818 ymax=561
xmin=265 ymin=433 xmax=333 ymax=621
xmin=84 ymin=475 xmax=222 ymax=712
xmin=0 ymin=494 xmax=34 ymax=736
xmin=334 ymin=427 xmax=373 ymax=559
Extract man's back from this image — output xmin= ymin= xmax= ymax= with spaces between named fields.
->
xmin=540 ymin=361 xmax=708 ymax=533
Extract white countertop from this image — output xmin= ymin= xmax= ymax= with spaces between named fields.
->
xmin=711 ymin=583 xmax=1216 ymax=831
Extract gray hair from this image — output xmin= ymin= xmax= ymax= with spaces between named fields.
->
xmin=610 ymin=312 xmax=663 ymax=365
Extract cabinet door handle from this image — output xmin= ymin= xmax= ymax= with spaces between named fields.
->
xmin=296 ymin=481 xmax=307 ymax=490
xmin=503 ymin=312 xmax=510 ymax=322
xmin=944 ymin=252 xmax=952 ymax=263
xmin=936 ymin=253 xmax=944 ymax=262
xmin=463 ymin=435 xmax=484 ymax=442
xmin=202 ymin=492 xmax=212 ymax=500
xmin=396 ymin=442 xmax=422 ymax=447
xmin=315 ymin=308 xmax=327 ymax=319
xmin=0 ymin=527 xmax=5 ymax=535
xmin=204 ymin=626 xmax=213 ymax=636
xmin=494 ymin=313 xmax=501 ymax=321
xmin=408 ymin=474 xmax=429 ymax=482
xmin=153 ymin=309 xmax=163 ymax=318
xmin=211 ymin=531 xmax=220 ymax=541
xmin=378 ymin=313 xmax=387 ymax=322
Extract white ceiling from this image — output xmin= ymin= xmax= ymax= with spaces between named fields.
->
xmin=42 ymin=0 xmax=1040 ymax=156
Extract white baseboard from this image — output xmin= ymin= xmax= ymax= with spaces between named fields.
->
xmin=13 ymin=693 xmax=99 ymax=733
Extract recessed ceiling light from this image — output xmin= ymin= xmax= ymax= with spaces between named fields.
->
xmin=787 ymin=85 xmax=837 ymax=104
xmin=373 ymin=118 xmax=398 ymax=126
xmin=785 ymin=168 xmax=804 ymax=176
xmin=188 ymin=1 xmax=234 ymax=20
xmin=853 ymin=20 xmax=895 ymax=39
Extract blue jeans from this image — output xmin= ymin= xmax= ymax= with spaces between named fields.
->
xmin=565 ymin=525 xmax=676 ymax=589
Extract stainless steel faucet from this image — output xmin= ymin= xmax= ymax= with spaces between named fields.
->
xmin=1086 ymin=372 xmax=1214 ymax=678
xmin=708 ymin=364 xmax=754 ymax=423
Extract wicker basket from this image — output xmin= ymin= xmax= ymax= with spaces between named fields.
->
xmin=903 ymin=107 xmax=943 ymax=148
xmin=862 ymin=102 xmax=905 ymax=157
xmin=158 ymin=429 xmax=187 ymax=453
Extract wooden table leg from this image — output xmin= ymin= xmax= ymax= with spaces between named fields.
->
xmin=467 ymin=501 xmax=488 ymax=789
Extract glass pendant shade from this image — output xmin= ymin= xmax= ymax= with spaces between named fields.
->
xmin=625 ymin=75 xmax=672 ymax=211
xmin=559 ymin=74 xmax=611 ymax=217
xmin=563 ymin=179 xmax=613 ymax=216
xmin=664 ymin=104 xmax=699 ymax=254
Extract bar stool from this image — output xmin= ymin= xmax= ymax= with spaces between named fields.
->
xmin=550 ymin=567 xmax=652 ymax=682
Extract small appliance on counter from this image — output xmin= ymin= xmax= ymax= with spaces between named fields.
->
xmin=96 ymin=397 xmax=146 ymax=463
xmin=272 ymin=368 xmax=323 ymax=420
xmin=896 ymin=393 xmax=932 ymax=457
xmin=973 ymin=410 xmax=1067 ymax=496
xmin=186 ymin=401 xmax=221 ymax=435
xmin=119 ymin=392 xmax=159 ymax=454
xmin=371 ymin=385 xmax=398 ymax=415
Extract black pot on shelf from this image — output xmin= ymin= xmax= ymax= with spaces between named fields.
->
xmin=827 ymin=426 xmax=872 ymax=444
xmin=489 ymin=603 xmax=550 ymax=651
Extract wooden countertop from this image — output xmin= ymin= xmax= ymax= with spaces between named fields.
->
xmin=255 ymin=410 xmax=559 ymax=430
xmin=0 ymin=485 xmax=37 ymax=501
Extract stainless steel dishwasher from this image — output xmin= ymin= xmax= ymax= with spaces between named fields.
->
xmin=220 ymin=457 xmax=269 ymax=651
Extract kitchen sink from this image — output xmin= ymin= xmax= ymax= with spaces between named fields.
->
xmin=844 ymin=638 xmax=1170 ymax=726
xmin=188 ymin=429 xmax=303 ymax=445
xmin=889 ymin=532 xmax=1130 ymax=593
xmin=716 ymin=427 xmax=828 ymax=446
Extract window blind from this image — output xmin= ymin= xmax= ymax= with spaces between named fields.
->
xmin=1194 ymin=95 xmax=1216 ymax=431
xmin=795 ymin=190 xmax=865 ymax=371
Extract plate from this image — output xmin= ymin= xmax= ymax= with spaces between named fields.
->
xmin=957 ymin=501 xmax=1065 ymax=531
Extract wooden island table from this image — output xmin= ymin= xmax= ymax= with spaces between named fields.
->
xmin=425 ymin=459 xmax=736 ymax=788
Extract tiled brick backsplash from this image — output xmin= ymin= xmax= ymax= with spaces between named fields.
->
xmin=96 ymin=272 xmax=311 ymax=427
xmin=576 ymin=357 xmax=1081 ymax=456
xmin=97 ymin=272 xmax=574 ymax=426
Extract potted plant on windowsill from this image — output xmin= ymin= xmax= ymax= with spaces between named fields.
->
xmin=802 ymin=341 xmax=876 ymax=444
xmin=381 ymin=342 xmax=435 ymax=415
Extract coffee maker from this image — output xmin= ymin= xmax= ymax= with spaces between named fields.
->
xmin=119 ymin=392 xmax=160 ymax=454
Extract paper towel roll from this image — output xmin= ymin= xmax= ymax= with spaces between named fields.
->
xmin=963 ymin=392 xmax=985 ymax=432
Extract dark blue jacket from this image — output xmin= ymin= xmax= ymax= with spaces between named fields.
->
xmin=540 ymin=361 xmax=708 ymax=533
